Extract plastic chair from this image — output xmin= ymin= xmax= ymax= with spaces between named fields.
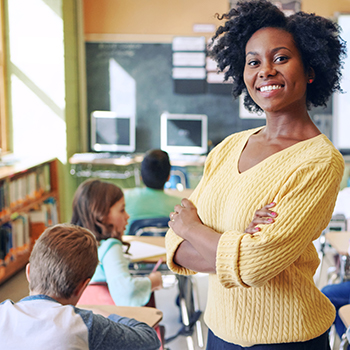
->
xmin=77 ymin=282 xmax=114 ymax=305
xmin=128 ymin=217 xmax=170 ymax=236
xmin=165 ymin=166 xmax=190 ymax=190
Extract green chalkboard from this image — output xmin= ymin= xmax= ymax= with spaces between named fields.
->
xmin=85 ymin=42 xmax=265 ymax=153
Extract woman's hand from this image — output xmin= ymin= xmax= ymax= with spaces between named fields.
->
xmin=168 ymin=198 xmax=203 ymax=240
xmin=245 ymin=202 xmax=277 ymax=234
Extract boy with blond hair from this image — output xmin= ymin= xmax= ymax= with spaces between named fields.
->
xmin=0 ymin=224 xmax=160 ymax=350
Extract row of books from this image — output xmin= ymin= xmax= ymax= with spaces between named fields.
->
xmin=0 ymin=163 xmax=51 ymax=217
xmin=0 ymin=197 xmax=58 ymax=265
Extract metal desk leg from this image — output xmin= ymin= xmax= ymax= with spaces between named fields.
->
xmin=179 ymin=295 xmax=195 ymax=350
xmin=191 ymin=276 xmax=204 ymax=348
xmin=340 ymin=254 xmax=347 ymax=283
xmin=177 ymin=275 xmax=203 ymax=350
xmin=339 ymin=332 xmax=349 ymax=350
xmin=329 ymin=324 xmax=336 ymax=350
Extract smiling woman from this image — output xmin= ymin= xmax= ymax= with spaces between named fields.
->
xmin=244 ymin=27 xmax=311 ymax=116
xmin=165 ymin=0 xmax=346 ymax=349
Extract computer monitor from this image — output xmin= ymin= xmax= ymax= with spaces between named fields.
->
xmin=90 ymin=111 xmax=135 ymax=152
xmin=160 ymin=112 xmax=208 ymax=155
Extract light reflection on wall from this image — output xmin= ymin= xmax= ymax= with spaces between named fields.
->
xmin=109 ymin=58 xmax=136 ymax=118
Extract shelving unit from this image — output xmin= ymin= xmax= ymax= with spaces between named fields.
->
xmin=0 ymin=158 xmax=60 ymax=285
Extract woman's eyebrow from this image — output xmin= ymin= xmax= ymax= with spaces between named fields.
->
xmin=246 ymin=46 xmax=293 ymax=57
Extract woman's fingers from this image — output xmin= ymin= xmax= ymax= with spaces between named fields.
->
xmin=254 ymin=202 xmax=277 ymax=218
xmin=245 ymin=202 xmax=277 ymax=234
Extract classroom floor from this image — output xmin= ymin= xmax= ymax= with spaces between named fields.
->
xmin=0 ymin=238 xmax=342 ymax=350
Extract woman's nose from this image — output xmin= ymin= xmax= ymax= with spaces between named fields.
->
xmin=259 ymin=62 xmax=277 ymax=78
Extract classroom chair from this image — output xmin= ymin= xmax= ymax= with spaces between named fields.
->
xmin=128 ymin=217 xmax=170 ymax=236
xmin=165 ymin=166 xmax=190 ymax=191
xmin=314 ymin=214 xmax=348 ymax=288
xmin=77 ymin=282 xmax=114 ymax=305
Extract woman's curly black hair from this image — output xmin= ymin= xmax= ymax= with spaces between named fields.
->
xmin=209 ymin=0 xmax=347 ymax=112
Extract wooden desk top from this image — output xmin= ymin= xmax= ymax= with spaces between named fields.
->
xmin=79 ymin=305 xmax=163 ymax=327
xmin=325 ymin=231 xmax=350 ymax=255
xmin=123 ymin=235 xmax=165 ymax=247
xmin=339 ymin=304 xmax=350 ymax=328
xmin=123 ymin=236 xmax=166 ymax=263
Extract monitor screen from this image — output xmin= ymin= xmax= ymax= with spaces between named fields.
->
xmin=160 ymin=113 xmax=208 ymax=155
xmin=90 ymin=111 xmax=135 ymax=152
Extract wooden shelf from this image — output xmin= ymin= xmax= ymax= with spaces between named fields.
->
xmin=0 ymin=190 xmax=58 ymax=224
xmin=0 ymin=158 xmax=60 ymax=286
xmin=0 ymin=250 xmax=30 ymax=285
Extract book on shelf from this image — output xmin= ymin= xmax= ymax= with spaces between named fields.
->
xmin=28 ymin=197 xmax=59 ymax=243
xmin=0 ymin=223 xmax=13 ymax=264
xmin=1 ymin=163 xmax=53 ymax=213
xmin=0 ymin=196 xmax=58 ymax=264
xmin=0 ymin=159 xmax=59 ymax=284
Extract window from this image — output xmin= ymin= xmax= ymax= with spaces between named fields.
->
xmin=0 ymin=0 xmax=8 ymax=153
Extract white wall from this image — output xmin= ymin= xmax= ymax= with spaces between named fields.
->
xmin=333 ymin=14 xmax=350 ymax=151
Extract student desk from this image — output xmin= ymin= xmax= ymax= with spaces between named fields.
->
xmin=68 ymin=153 xmax=206 ymax=189
xmin=338 ymin=304 xmax=350 ymax=350
xmin=79 ymin=305 xmax=163 ymax=328
xmin=69 ymin=153 xmax=144 ymax=187
xmin=340 ymin=304 xmax=350 ymax=329
xmin=123 ymin=236 xmax=166 ymax=263
xmin=123 ymin=235 xmax=204 ymax=350
xmin=325 ymin=231 xmax=350 ymax=282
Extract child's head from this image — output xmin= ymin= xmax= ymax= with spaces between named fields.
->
xmin=141 ymin=149 xmax=171 ymax=190
xmin=28 ymin=224 xmax=98 ymax=300
xmin=70 ymin=179 xmax=129 ymax=242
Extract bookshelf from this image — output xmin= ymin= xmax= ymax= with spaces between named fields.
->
xmin=0 ymin=158 xmax=60 ymax=285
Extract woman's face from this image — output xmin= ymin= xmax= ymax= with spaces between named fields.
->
xmin=243 ymin=27 xmax=310 ymax=115
xmin=106 ymin=196 xmax=129 ymax=239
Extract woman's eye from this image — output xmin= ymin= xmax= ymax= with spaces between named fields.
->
xmin=275 ymin=56 xmax=288 ymax=63
xmin=247 ymin=60 xmax=259 ymax=67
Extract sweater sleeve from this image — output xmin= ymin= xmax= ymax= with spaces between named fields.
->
xmin=78 ymin=309 xmax=160 ymax=350
xmin=217 ymin=156 xmax=344 ymax=288
xmin=101 ymin=240 xmax=152 ymax=306
xmin=165 ymin=142 xmax=221 ymax=275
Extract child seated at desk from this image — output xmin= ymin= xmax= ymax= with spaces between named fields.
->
xmin=0 ymin=224 xmax=161 ymax=350
xmin=124 ymin=149 xmax=181 ymax=233
xmin=71 ymin=179 xmax=163 ymax=307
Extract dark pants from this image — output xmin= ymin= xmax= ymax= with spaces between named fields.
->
xmin=321 ymin=281 xmax=350 ymax=338
xmin=206 ymin=329 xmax=330 ymax=350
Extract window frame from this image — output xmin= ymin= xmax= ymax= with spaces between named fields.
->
xmin=0 ymin=0 xmax=8 ymax=153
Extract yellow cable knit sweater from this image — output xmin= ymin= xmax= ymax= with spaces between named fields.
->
xmin=166 ymin=127 xmax=345 ymax=346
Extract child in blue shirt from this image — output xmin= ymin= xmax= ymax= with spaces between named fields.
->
xmin=71 ymin=179 xmax=163 ymax=306
xmin=0 ymin=224 xmax=160 ymax=350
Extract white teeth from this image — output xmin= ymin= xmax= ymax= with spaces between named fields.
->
xmin=260 ymin=85 xmax=282 ymax=92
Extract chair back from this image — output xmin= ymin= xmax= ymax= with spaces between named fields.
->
xmin=128 ymin=217 xmax=169 ymax=236
xmin=165 ymin=166 xmax=190 ymax=190
xmin=77 ymin=282 xmax=115 ymax=305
